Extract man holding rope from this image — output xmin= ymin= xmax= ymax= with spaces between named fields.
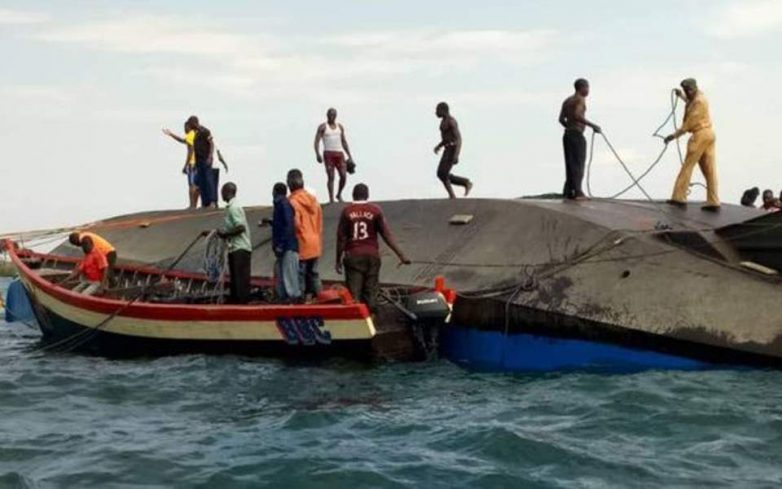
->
xmin=559 ymin=78 xmax=601 ymax=201
xmin=664 ymin=78 xmax=720 ymax=211
xmin=205 ymin=182 xmax=252 ymax=304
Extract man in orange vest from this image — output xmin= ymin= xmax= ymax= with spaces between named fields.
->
xmin=69 ymin=231 xmax=117 ymax=285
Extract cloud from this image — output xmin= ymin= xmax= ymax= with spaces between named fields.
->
xmin=0 ymin=8 xmax=49 ymax=25
xmin=36 ymin=15 xmax=271 ymax=57
xmin=0 ymin=84 xmax=69 ymax=103
xmin=33 ymin=15 xmax=561 ymax=94
xmin=708 ymin=0 xmax=782 ymax=39
xmin=325 ymin=29 xmax=558 ymax=58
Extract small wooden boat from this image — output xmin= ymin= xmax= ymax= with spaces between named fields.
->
xmin=4 ymin=241 xmax=449 ymax=360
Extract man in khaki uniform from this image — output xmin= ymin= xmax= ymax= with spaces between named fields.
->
xmin=665 ymin=78 xmax=719 ymax=211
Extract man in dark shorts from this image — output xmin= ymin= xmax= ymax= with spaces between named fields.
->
xmin=314 ymin=108 xmax=354 ymax=203
xmin=187 ymin=115 xmax=217 ymax=208
xmin=558 ymin=78 xmax=602 ymax=201
xmin=335 ymin=183 xmax=410 ymax=312
xmin=434 ymin=102 xmax=473 ymax=199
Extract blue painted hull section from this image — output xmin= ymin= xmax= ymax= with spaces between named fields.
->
xmin=4 ymin=279 xmax=34 ymax=324
xmin=441 ymin=325 xmax=710 ymax=373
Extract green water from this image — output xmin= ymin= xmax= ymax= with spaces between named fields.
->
xmin=2 ymin=279 xmax=782 ymax=488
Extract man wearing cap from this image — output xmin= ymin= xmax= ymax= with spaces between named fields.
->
xmin=664 ymin=78 xmax=719 ymax=211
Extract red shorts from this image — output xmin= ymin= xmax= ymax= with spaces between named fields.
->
xmin=323 ymin=151 xmax=345 ymax=172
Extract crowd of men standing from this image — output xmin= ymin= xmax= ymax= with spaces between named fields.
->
xmin=160 ymin=108 xmax=413 ymax=308
xmin=198 ymin=168 xmax=409 ymax=309
xmin=66 ymin=78 xmax=721 ymax=309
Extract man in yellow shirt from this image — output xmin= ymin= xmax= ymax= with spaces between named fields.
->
xmin=163 ymin=121 xmax=200 ymax=209
xmin=664 ymin=78 xmax=719 ymax=211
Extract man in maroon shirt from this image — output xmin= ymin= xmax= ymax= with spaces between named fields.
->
xmin=336 ymin=183 xmax=410 ymax=311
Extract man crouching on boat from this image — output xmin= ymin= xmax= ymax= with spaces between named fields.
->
xmin=69 ymin=231 xmax=117 ymax=285
xmin=64 ymin=237 xmax=109 ymax=295
xmin=206 ymin=182 xmax=252 ymax=304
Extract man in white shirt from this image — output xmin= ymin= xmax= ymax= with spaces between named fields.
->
xmin=313 ymin=108 xmax=354 ymax=203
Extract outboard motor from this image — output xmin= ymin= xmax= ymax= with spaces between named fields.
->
xmin=404 ymin=290 xmax=451 ymax=322
xmin=403 ymin=279 xmax=455 ymax=361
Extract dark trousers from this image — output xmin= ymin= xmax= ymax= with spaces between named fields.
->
xmin=437 ymin=150 xmax=470 ymax=187
xmin=299 ymin=258 xmax=322 ymax=297
xmin=563 ymin=130 xmax=587 ymax=198
xmin=344 ymin=254 xmax=381 ymax=312
xmin=227 ymin=250 xmax=251 ymax=304
xmin=196 ymin=160 xmax=216 ymax=207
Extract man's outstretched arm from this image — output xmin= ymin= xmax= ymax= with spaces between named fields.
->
xmin=378 ymin=217 xmax=410 ymax=264
xmin=163 ymin=128 xmax=186 ymax=144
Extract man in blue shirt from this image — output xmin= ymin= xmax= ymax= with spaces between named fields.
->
xmin=271 ymin=182 xmax=301 ymax=302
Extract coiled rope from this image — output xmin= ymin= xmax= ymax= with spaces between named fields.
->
xmin=586 ymin=89 xmax=705 ymax=200
xmin=203 ymin=231 xmax=228 ymax=304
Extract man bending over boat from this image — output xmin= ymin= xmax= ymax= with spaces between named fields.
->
xmin=664 ymin=78 xmax=720 ymax=211
xmin=287 ymin=169 xmax=323 ymax=299
xmin=271 ymin=182 xmax=301 ymax=302
xmin=207 ymin=182 xmax=252 ymax=304
xmin=558 ymin=78 xmax=601 ymax=201
xmin=69 ymin=231 xmax=116 ymax=285
xmin=336 ymin=183 xmax=410 ymax=312
xmin=65 ymin=237 xmax=108 ymax=295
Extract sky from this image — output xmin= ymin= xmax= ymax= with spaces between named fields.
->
xmin=1 ymin=0 xmax=782 ymax=233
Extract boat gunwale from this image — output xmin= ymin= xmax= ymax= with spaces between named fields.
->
xmin=3 ymin=241 xmax=371 ymax=321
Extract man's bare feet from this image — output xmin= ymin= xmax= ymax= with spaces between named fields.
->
xmin=464 ymin=181 xmax=473 ymax=197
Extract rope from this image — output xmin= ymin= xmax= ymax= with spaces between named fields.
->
xmin=586 ymin=90 xmax=704 ymax=201
xmin=203 ymin=231 xmax=227 ymax=283
xmin=203 ymin=231 xmax=228 ymax=303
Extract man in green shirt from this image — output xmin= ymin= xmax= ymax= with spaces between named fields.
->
xmin=206 ymin=182 xmax=252 ymax=304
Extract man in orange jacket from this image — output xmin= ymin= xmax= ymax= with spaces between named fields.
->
xmin=287 ymin=169 xmax=323 ymax=298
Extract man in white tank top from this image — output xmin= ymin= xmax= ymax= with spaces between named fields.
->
xmin=314 ymin=108 xmax=354 ymax=203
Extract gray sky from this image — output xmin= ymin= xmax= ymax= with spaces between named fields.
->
xmin=1 ymin=0 xmax=781 ymax=233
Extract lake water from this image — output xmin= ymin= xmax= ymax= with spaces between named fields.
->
xmin=2 ymin=277 xmax=782 ymax=488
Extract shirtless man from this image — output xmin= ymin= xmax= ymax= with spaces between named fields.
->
xmin=434 ymin=102 xmax=473 ymax=199
xmin=314 ymin=108 xmax=354 ymax=203
xmin=558 ymin=78 xmax=602 ymax=200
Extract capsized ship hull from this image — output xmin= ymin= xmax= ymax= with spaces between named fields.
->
xmin=44 ymin=197 xmax=782 ymax=370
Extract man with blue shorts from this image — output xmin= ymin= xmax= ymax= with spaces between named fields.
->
xmin=163 ymin=121 xmax=200 ymax=208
